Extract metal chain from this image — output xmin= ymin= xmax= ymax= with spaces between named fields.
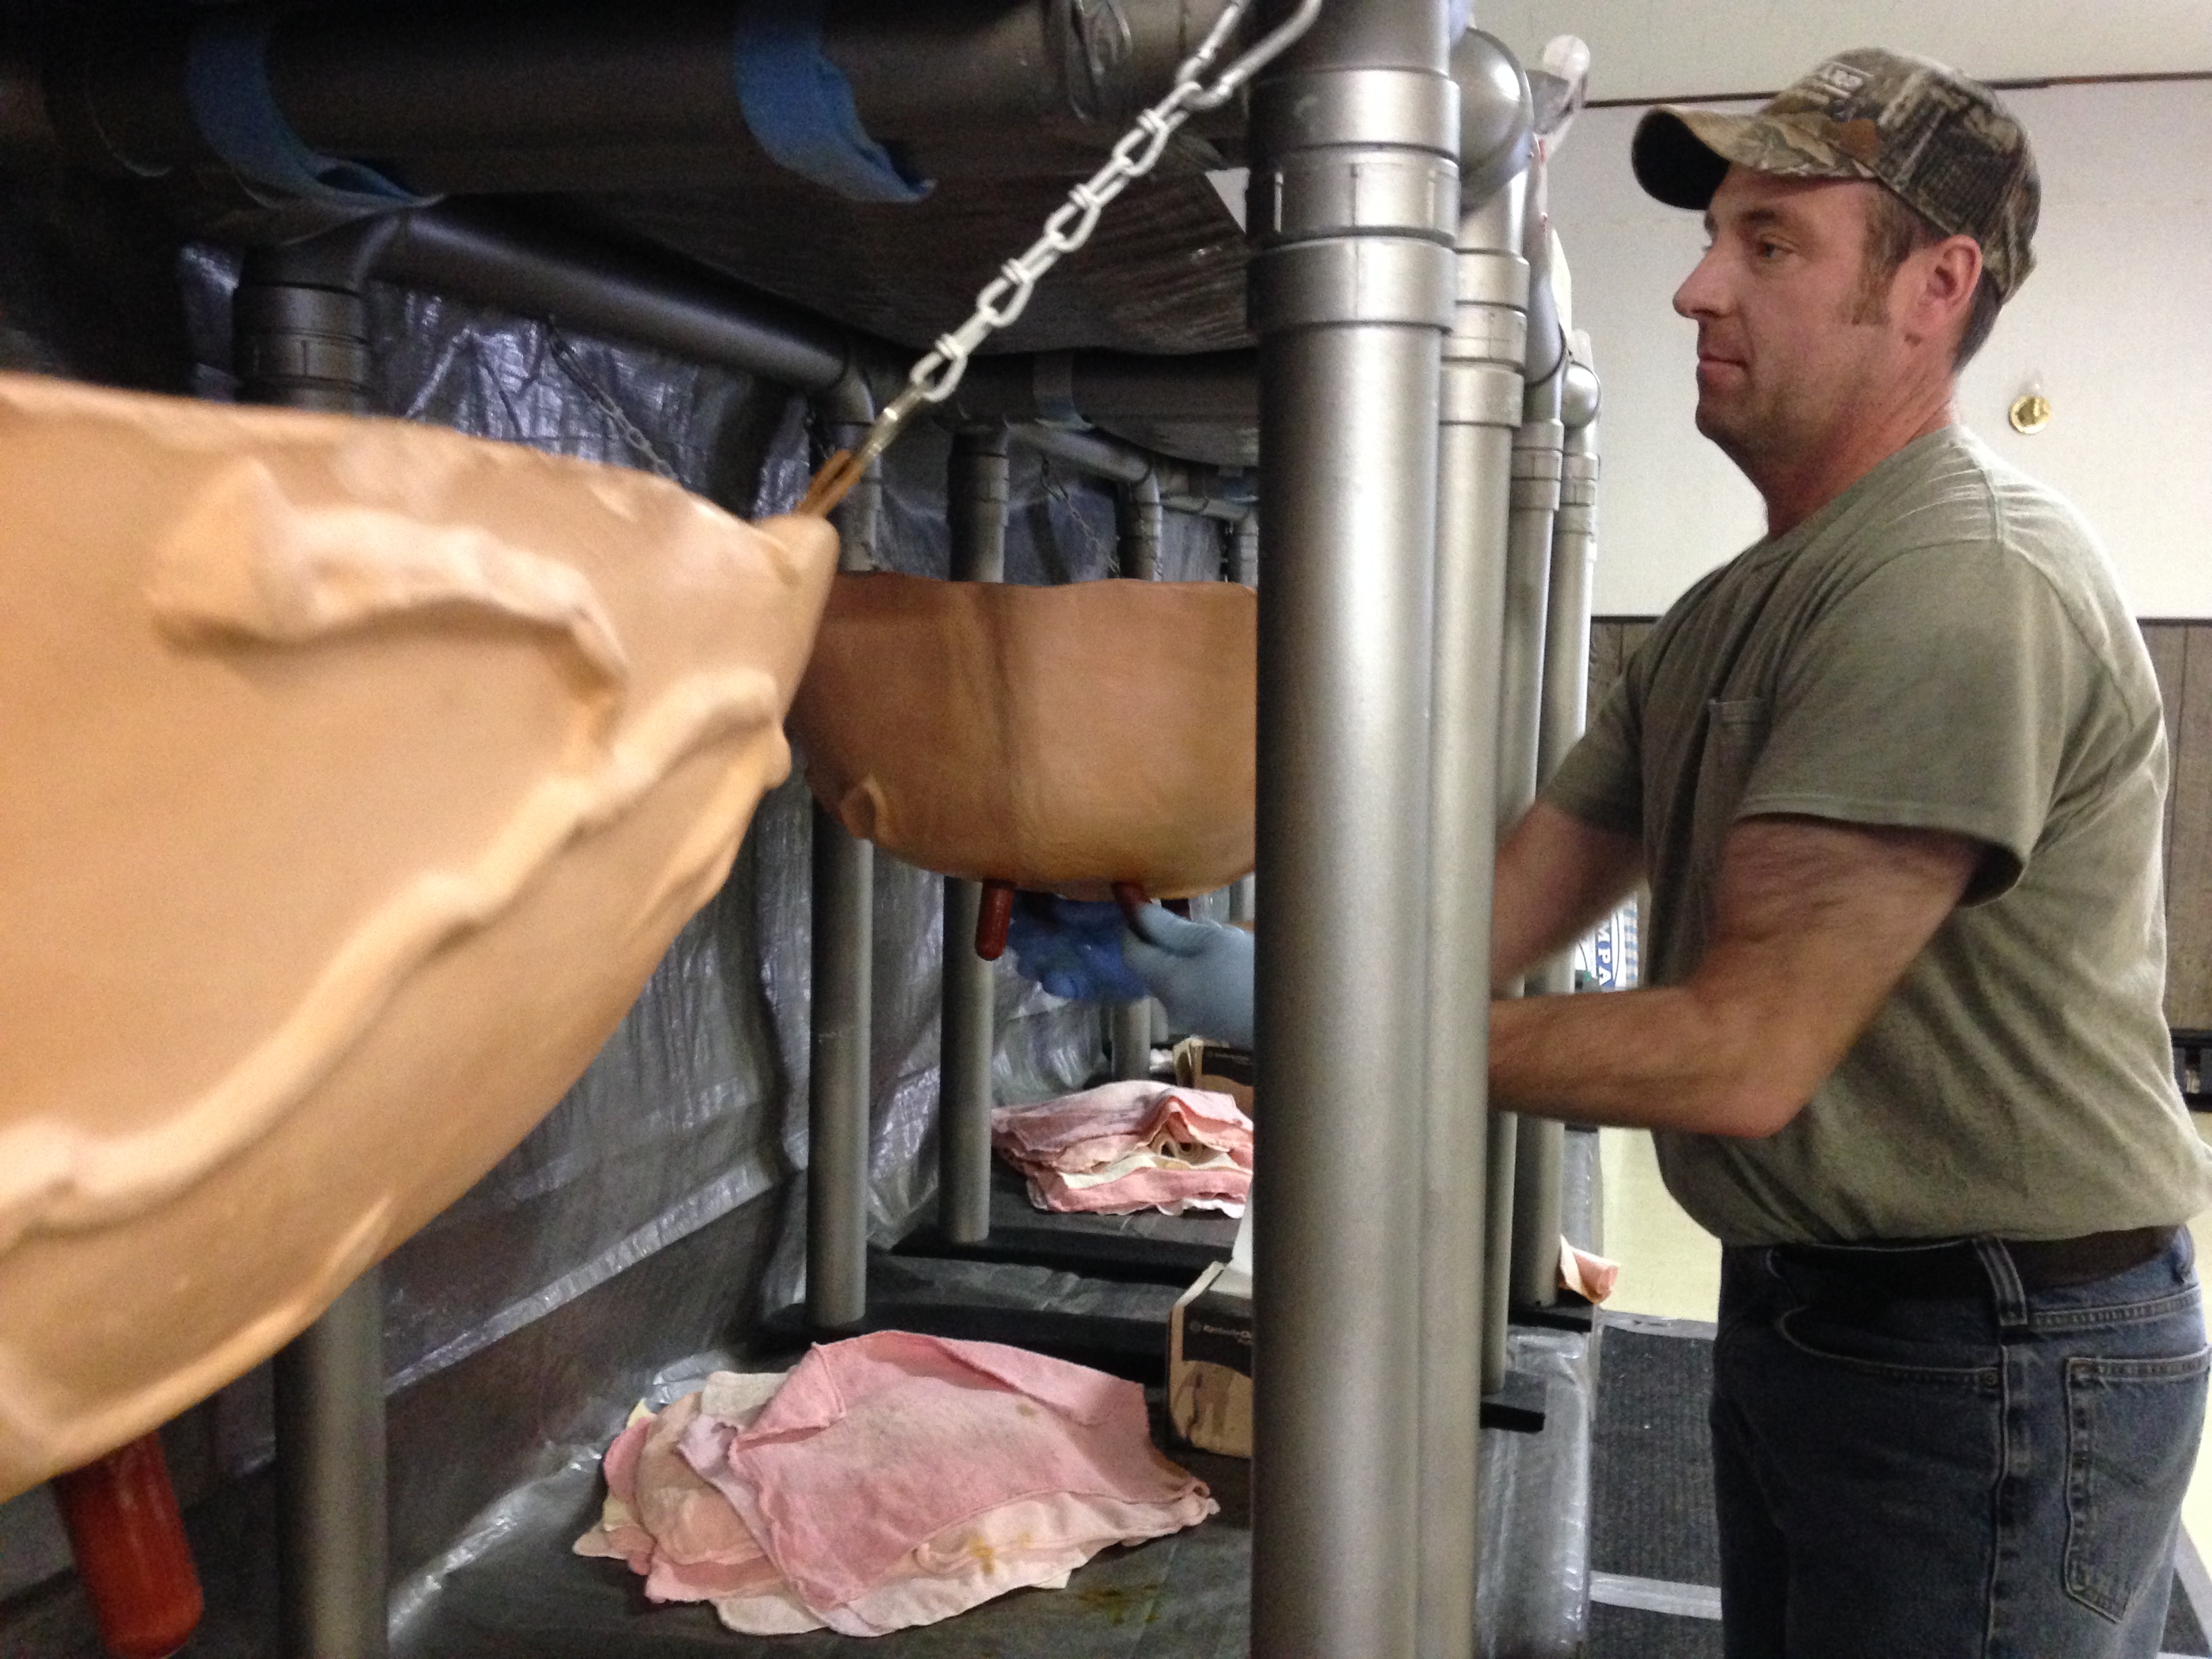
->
xmin=800 ymin=0 xmax=1323 ymax=516
xmin=545 ymin=327 xmax=682 ymax=483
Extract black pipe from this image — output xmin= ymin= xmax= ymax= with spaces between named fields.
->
xmin=949 ymin=348 xmax=1258 ymax=432
xmin=13 ymin=0 xmax=1245 ymax=190
xmin=380 ymin=203 xmax=869 ymax=399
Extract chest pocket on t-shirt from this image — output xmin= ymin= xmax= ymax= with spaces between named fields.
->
xmin=1687 ymin=697 xmax=1770 ymax=905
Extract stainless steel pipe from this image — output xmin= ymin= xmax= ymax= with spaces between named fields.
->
xmin=1416 ymin=167 xmax=1528 ymax=1659
xmin=806 ymin=398 xmax=882 ymax=1330
xmin=240 ymin=228 xmax=391 ymax=1659
xmin=1110 ymin=468 xmax=1165 ymax=1077
xmin=1119 ymin=468 xmax=1164 ymax=581
xmin=1482 ymin=148 xmax=1565 ymax=1391
xmin=939 ymin=428 xmax=1010 ymax=1245
xmin=1509 ymin=355 xmax=1600 ymax=1311
xmin=1227 ymin=512 xmax=1261 ymax=925
xmin=274 ymin=1278 xmax=388 ymax=1659
xmin=1248 ymin=0 xmax=1458 ymax=1650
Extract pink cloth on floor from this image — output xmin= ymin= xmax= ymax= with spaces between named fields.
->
xmin=695 ymin=1332 xmax=1214 ymax=1627
xmin=580 ymin=1338 xmax=1215 ymax=1638
xmin=574 ymin=1374 xmax=790 ymax=1604
xmin=991 ymin=1082 xmax=1253 ymax=1215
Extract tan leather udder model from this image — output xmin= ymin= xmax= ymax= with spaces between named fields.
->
xmin=789 ymin=572 xmax=1256 ymax=899
xmin=0 ymin=371 xmax=837 ymax=1501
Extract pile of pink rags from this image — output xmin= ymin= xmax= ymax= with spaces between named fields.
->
xmin=573 ymin=1330 xmax=1216 ymax=1636
xmin=990 ymin=1081 xmax=1253 ymax=1216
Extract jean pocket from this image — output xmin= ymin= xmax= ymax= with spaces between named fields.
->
xmin=1775 ymin=1303 xmax=1999 ymax=1386
xmin=2064 ymin=1345 xmax=2211 ymax=1622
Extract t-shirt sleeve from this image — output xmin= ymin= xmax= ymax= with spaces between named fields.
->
xmin=1736 ymin=542 xmax=2088 ymax=904
xmin=1542 ymin=655 xmax=1644 ymax=837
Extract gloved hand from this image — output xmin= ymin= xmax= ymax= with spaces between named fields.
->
xmin=1005 ymin=894 xmax=1151 ymax=1003
xmin=1122 ymin=905 xmax=1254 ymax=1048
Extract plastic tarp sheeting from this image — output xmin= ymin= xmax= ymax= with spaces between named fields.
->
xmin=0 ymin=171 xmax=1241 ymax=1633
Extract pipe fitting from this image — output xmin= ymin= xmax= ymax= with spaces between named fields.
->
xmin=1247 ymin=62 xmax=1459 ymax=336
xmin=1451 ymin=30 xmax=1534 ymax=207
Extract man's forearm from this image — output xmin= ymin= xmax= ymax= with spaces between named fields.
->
xmin=1490 ymin=802 xmax=1643 ymax=990
xmin=1488 ymin=981 xmax=1795 ymax=1138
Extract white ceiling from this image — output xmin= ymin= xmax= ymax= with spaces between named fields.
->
xmin=1479 ymin=0 xmax=2212 ymax=104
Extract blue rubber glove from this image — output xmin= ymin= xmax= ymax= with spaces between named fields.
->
xmin=1004 ymin=894 xmax=1150 ymax=1003
xmin=1122 ymin=905 xmax=1254 ymax=1048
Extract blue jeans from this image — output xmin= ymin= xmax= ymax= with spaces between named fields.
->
xmin=1711 ymin=1233 xmax=2209 ymax=1658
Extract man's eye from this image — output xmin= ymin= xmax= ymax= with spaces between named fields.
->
xmin=1756 ymin=240 xmax=1786 ymax=261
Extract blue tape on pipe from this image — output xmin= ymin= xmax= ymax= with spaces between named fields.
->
xmin=186 ymin=12 xmax=436 ymax=212
xmin=733 ymin=0 xmax=931 ymax=205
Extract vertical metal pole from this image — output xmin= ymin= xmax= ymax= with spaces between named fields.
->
xmin=807 ymin=390 xmax=881 ymax=1329
xmin=1118 ymin=468 xmax=1164 ymax=580
xmin=1229 ymin=510 xmax=1261 ymax=926
xmin=1483 ymin=147 xmax=1565 ymax=1393
xmin=1113 ymin=468 xmax=1165 ymax=1076
xmin=1510 ymin=355 xmax=1601 ymax=1311
xmin=238 ymin=226 xmax=393 ymax=1659
xmin=939 ymin=427 xmax=1010 ymax=1244
xmin=1416 ymin=169 xmax=1528 ymax=1659
xmin=1248 ymin=3 xmax=1457 ymax=1653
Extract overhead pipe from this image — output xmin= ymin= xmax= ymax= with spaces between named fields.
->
xmin=1509 ymin=350 xmax=1600 ymax=1313
xmin=1415 ymin=28 xmax=1532 ymax=1656
xmin=380 ymin=203 xmax=870 ymax=398
xmin=1247 ymin=0 xmax=1458 ymax=1650
xmin=939 ymin=427 xmax=1011 ymax=1246
xmin=228 ymin=222 xmax=395 ymax=1659
xmin=9 ymin=0 xmax=1248 ymax=192
xmin=806 ymin=383 xmax=882 ymax=1332
xmin=1010 ymin=420 xmax=1256 ymax=519
xmin=952 ymin=349 xmax=1258 ymax=428
xmin=1481 ymin=132 xmax=1566 ymax=1395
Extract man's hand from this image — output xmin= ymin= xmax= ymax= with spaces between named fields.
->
xmin=1492 ymin=814 xmax=1980 ymax=1136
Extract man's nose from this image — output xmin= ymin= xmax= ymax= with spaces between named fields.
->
xmin=1674 ymin=244 xmax=1727 ymax=321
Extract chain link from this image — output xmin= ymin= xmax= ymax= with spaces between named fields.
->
xmin=546 ymin=327 xmax=682 ymax=483
xmin=800 ymin=0 xmax=1323 ymax=516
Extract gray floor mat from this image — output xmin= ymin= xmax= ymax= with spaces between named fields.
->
xmin=1590 ymin=1327 xmax=1719 ymax=1588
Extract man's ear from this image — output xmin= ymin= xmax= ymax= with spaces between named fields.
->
xmin=1907 ymin=234 xmax=1984 ymax=350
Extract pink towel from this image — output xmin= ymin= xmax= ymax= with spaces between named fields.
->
xmin=722 ymin=1332 xmax=1208 ymax=1614
xmin=992 ymin=1082 xmax=1253 ymax=1215
xmin=579 ymin=1334 xmax=1215 ymax=1637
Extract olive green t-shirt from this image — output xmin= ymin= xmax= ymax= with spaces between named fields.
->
xmin=1544 ymin=426 xmax=2211 ymax=1245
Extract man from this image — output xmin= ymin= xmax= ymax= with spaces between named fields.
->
xmin=1059 ymin=46 xmax=2212 ymax=1658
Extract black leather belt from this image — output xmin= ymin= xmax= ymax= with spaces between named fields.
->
xmin=1775 ymin=1227 xmax=2177 ymax=1297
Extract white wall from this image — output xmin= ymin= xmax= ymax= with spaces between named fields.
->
xmin=1482 ymin=0 xmax=2212 ymax=103
xmin=1548 ymin=79 xmax=2212 ymax=618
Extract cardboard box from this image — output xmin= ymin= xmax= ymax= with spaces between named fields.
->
xmin=1168 ymin=1259 xmax=1253 ymax=1458
xmin=1172 ymin=1036 xmax=1254 ymax=1115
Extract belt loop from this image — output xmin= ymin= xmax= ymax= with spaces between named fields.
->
xmin=1973 ymin=1237 xmax=2032 ymax=1333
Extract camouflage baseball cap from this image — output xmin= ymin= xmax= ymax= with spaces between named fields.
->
xmin=1631 ymin=47 xmax=2040 ymax=300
